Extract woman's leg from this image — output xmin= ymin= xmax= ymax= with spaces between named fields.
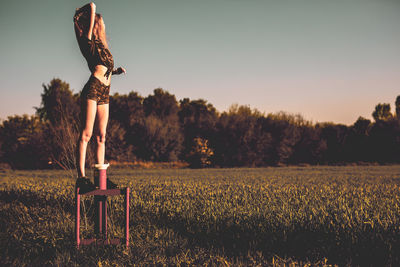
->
xmin=76 ymin=99 xmax=97 ymax=177
xmin=94 ymin=103 xmax=109 ymax=164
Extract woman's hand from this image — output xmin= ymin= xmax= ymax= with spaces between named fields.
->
xmin=76 ymin=2 xmax=95 ymax=14
xmin=112 ymin=67 xmax=127 ymax=75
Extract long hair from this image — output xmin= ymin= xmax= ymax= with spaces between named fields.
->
xmin=74 ymin=11 xmax=109 ymax=49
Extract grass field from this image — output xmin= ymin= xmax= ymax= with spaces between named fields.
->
xmin=1 ymin=166 xmax=400 ymax=266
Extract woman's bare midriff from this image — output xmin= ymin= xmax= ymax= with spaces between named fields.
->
xmin=92 ymin=65 xmax=111 ymax=86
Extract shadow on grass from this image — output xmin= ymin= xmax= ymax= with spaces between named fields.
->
xmin=0 ymin=187 xmax=75 ymax=213
xmin=134 ymin=204 xmax=400 ymax=266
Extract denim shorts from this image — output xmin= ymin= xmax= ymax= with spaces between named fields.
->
xmin=81 ymin=75 xmax=110 ymax=105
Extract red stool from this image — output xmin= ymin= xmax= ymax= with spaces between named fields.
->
xmin=75 ymin=164 xmax=130 ymax=248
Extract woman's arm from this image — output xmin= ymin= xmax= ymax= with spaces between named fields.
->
xmin=86 ymin=2 xmax=96 ymax=40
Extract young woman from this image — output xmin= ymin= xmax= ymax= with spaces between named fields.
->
xmin=73 ymin=3 xmax=125 ymax=191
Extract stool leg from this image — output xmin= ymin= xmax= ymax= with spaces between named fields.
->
xmin=125 ymin=188 xmax=130 ymax=247
xmin=94 ymin=196 xmax=102 ymax=235
xmin=102 ymin=197 xmax=107 ymax=238
xmin=76 ymin=188 xmax=80 ymax=248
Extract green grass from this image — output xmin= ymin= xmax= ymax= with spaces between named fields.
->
xmin=1 ymin=166 xmax=400 ymax=266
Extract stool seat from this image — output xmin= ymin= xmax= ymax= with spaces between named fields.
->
xmin=81 ymin=188 xmax=125 ymax=196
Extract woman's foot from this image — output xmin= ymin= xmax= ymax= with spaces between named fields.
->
xmin=76 ymin=176 xmax=96 ymax=193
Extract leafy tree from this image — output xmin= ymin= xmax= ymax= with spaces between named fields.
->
xmin=395 ymin=95 xmax=400 ymax=118
xmin=109 ymin=92 xmax=144 ymax=130
xmin=109 ymin=92 xmax=145 ymax=160
xmin=319 ymin=123 xmax=349 ymax=163
xmin=353 ymin=116 xmax=371 ymax=136
xmin=139 ymin=115 xmax=183 ymax=161
xmin=178 ymin=98 xmax=218 ymax=161
xmin=369 ymin=118 xmax=400 ymax=163
xmin=143 ymin=88 xmax=179 ymax=119
xmin=106 ymin=119 xmax=135 ymax=162
xmin=345 ymin=117 xmax=372 ymax=162
xmin=213 ymin=105 xmax=272 ymax=167
xmin=35 ymin=78 xmax=82 ymax=170
xmin=36 ymin=78 xmax=79 ymax=124
xmin=0 ymin=115 xmax=49 ymax=169
xmin=140 ymin=89 xmax=183 ymax=161
xmin=187 ymin=137 xmax=214 ymax=168
xmin=264 ymin=112 xmax=305 ymax=165
xmin=290 ymin=124 xmax=327 ymax=164
xmin=369 ymin=100 xmax=400 ymax=163
xmin=372 ymin=103 xmax=392 ymax=122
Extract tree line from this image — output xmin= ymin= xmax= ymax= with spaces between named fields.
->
xmin=0 ymin=78 xmax=399 ymax=169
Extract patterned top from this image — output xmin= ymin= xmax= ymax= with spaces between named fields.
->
xmin=78 ymin=36 xmax=114 ymax=78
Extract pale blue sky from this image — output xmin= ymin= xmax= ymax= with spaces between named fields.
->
xmin=1 ymin=0 xmax=399 ymax=124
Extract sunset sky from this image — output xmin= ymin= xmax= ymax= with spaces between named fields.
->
xmin=1 ymin=0 xmax=399 ymax=125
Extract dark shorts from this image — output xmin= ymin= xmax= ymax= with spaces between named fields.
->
xmin=81 ymin=75 xmax=110 ymax=105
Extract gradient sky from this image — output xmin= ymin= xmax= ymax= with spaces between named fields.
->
xmin=1 ymin=0 xmax=399 ymax=125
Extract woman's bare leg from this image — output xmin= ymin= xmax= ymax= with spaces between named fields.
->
xmin=94 ymin=103 xmax=109 ymax=164
xmin=76 ymin=99 xmax=97 ymax=177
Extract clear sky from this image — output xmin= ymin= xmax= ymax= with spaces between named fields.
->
xmin=1 ymin=0 xmax=399 ymax=125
